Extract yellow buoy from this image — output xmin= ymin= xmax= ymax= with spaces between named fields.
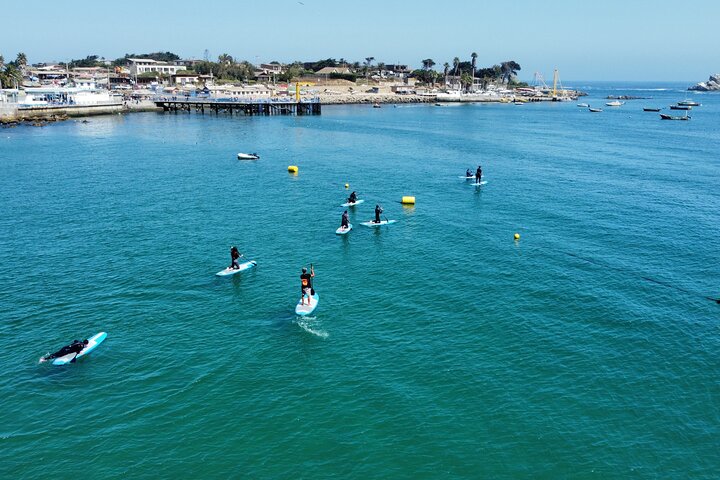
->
xmin=345 ymin=183 xmax=349 ymax=189
xmin=514 ymin=233 xmax=520 ymax=240
xmin=401 ymin=196 xmax=416 ymax=205
xmin=288 ymin=165 xmax=298 ymax=173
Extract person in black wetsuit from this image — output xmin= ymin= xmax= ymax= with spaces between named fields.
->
xmin=374 ymin=204 xmax=383 ymax=223
xmin=341 ymin=210 xmax=349 ymax=229
xmin=466 ymin=168 xmax=472 ymax=177
xmin=300 ymin=265 xmax=315 ymax=305
xmin=475 ymin=165 xmax=483 ymax=184
xmin=230 ymin=246 xmax=241 ymax=269
xmin=41 ymin=339 xmax=88 ymax=363
xmin=348 ymin=191 xmax=358 ymax=204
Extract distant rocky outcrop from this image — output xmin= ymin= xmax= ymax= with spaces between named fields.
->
xmin=689 ymin=74 xmax=720 ymax=91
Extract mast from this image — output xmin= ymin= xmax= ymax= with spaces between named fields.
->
xmin=552 ymin=69 xmax=558 ymax=97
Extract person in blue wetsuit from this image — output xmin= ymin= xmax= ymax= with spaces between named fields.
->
xmin=341 ymin=210 xmax=349 ymax=229
xmin=41 ymin=339 xmax=88 ymax=363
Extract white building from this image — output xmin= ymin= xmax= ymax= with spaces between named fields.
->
xmin=127 ymin=58 xmax=186 ymax=76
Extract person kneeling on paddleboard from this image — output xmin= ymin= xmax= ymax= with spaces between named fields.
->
xmin=348 ymin=191 xmax=357 ymax=204
xmin=230 ymin=246 xmax=242 ymax=269
xmin=40 ymin=339 xmax=88 ymax=363
xmin=300 ymin=265 xmax=315 ymax=306
xmin=466 ymin=168 xmax=472 ymax=177
xmin=374 ymin=204 xmax=383 ymax=223
xmin=475 ymin=165 xmax=483 ymax=184
xmin=341 ymin=210 xmax=349 ymax=229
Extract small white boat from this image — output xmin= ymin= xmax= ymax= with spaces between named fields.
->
xmin=605 ymin=100 xmax=624 ymax=107
xmin=237 ymin=153 xmax=259 ymax=160
xmin=577 ymin=103 xmax=589 ymax=107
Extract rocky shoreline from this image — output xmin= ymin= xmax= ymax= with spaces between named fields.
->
xmin=689 ymin=74 xmax=720 ymax=91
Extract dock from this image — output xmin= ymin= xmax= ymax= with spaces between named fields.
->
xmin=152 ymin=97 xmax=321 ymax=116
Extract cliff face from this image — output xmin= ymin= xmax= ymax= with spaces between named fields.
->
xmin=689 ymin=74 xmax=720 ymax=91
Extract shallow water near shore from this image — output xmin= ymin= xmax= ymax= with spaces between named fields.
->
xmin=1 ymin=82 xmax=719 ymax=478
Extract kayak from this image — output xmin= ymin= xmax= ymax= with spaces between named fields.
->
xmin=51 ymin=332 xmax=107 ymax=366
xmin=360 ymin=219 xmax=397 ymax=227
xmin=336 ymin=224 xmax=352 ymax=235
xmin=295 ymin=293 xmax=319 ymax=316
xmin=340 ymin=199 xmax=365 ymax=207
xmin=216 ymin=260 xmax=257 ymax=276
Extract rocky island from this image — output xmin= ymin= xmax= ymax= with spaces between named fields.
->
xmin=689 ymin=74 xmax=720 ymax=91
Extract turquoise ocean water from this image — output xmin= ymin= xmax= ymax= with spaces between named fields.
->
xmin=1 ymin=82 xmax=718 ymax=478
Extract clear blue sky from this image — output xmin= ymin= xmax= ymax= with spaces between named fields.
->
xmin=3 ymin=0 xmax=718 ymax=82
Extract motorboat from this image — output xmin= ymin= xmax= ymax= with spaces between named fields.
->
xmin=577 ymin=103 xmax=589 ymax=107
xmin=589 ymin=107 xmax=603 ymax=112
xmin=660 ymin=113 xmax=690 ymax=120
xmin=643 ymin=108 xmax=661 ymax=112
xmin=677 ymin=100 xmax=701 ymax=107
xmin=670 ymin=105 xmax=691 ymax=111
xmin=237 ymin=152 xmax=260 ymax=160
xmin=605 ymin=100 xmax=624 ymax=107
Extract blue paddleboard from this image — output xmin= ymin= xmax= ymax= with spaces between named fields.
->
xmin=295 ymin=293 xmax=319 ymax=316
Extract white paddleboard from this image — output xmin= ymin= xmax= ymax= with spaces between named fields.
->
xmin=340 ymin=199 xmax=365 ymax=207
xmin=336 ymin=224 xmax=352 ymax=235
xmin=360 ymin=219 xmax=397 ymax=227
xmin=216 ymin=260 xmax=257 ymax=276
xmin=458 ymin=176 xmax=476 ymax=179
xmin=51 ymin=332 xmax=107 ymax=366
xmin=295 ymin=293 xmax=319 ymax=316
xmin=470 ymin=181 xmax=488 ymax=186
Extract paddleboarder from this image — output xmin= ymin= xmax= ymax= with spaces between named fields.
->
xmin=341 ymin=210 xmax=349 ymax=230
xmin=230 ymin=246 xmax=241 ymax=269
xmin=40 ymin=339 xmax=88 ymax=363
xmin=348 ymin=191 xmax=358 ymax=204
xmin=374 ymin=204 xmax=383 ymax=223
xmin=475 ymin=165 xmax=483 ymax=184
xmin=466 ymin=168 xmax=472 ymax=177
xmin=300 ymin=265 xmax=315 ymax=306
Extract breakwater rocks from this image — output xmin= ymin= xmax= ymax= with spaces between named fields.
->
xmin=318 ymin=94 xmax=433 ymax=105
xmin=689 ymin=74 xmax=720 ymax=91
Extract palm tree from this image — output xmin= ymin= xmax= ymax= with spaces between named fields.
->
xmin=421 ymin=58 xmax=435 ymax=71
xmin=452 ymin=57 xmax=460 ymax=77
xmin=0 ymin=54 xmax=5 ymax=71
xmin=471 ymin=52 xmax=478 ymax=91
xmin=364 ymin=56 xmax=374 ymax=79
xmin=218 ymin=53 xmax=233 ymax=66
xmin=443 ymin=62 xmax=449 ymax=85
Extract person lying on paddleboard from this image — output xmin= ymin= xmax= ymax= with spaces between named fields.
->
xmin=374 ymin=204 xmax=383 ymax=223
xmin=230 ymin=246 xmax=242 ymax=269
xmin=40 ymin=339 xmax=88 ymax=363
xmin=300 ymin=265 xmax=315 ymax=305
xmin=341 ymin=210 xmax=349 ymax=229
xmin=348 ymin=191 xmax=357 ymax=204
xmin=475 ymin=165 xmax=483 ymax=184
xmin=466 ymin=168 xmax=472 ymax=177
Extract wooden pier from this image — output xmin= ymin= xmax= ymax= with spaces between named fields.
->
xmin=153 ymin=98 xmax=321 ymax=116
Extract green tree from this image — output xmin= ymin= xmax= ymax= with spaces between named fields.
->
xmin=443 ymin=62 xmax=449 ymax=84
xmin=218 ymin=53 xmax=234 ymax=66
xmin=452 ymin=57 xmax=460 ymax=77
xmin=500 ymin=61 xmax=521 ymax=83
xmin=16 ymin=52 xmax=27 ymax=67
xmin=363 ymin=56 xmax=374 ymax=79
xmin=471 ymin=52 xmax=478 ymax=89
xmin=0 ymin=54 xmax=5 ymax=71
xmin=421 ymin=58 xmax=435 ymax=71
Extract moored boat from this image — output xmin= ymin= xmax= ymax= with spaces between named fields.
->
xmin=677 ymin=100 xmax=701 ymax=107
xmin=643 ymin=108 xmax=661 ymax=112
xmin=237 ymin=152 xmax=260 ymax=160
xmin=577 ymin=103 xmax=589 ymax=107
xmin=605 ymin=100 xmax=624 ymax=107
xmin=670 ymin=105 xmax=691 ymax=111
xmin=660 ymin=113 xmax=690 ymax=120
xmin=589 ymin=107 xmax=603 ymax=112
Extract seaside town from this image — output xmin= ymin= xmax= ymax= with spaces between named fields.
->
xmin=0 ymin=51 xmax=586 ymax=124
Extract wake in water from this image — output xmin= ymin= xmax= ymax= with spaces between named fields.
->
xmin=295 ymin=316 xmax=329 ymax=338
